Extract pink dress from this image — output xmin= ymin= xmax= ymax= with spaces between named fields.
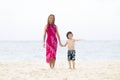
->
xmin=46 ymin=24 xmax=58 ymax=63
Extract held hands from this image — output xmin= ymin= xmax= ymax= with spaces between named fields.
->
xmin=59 ymin=43 xmax=63 ymax=47
xmin=43 ymin=42 xmax=65 ymax=48
xmin=59 ymin=42 xmax=65 ymax=47
xmin=43 ymin=43 xmax=64 ymax=48
xmin=59 ymin=42 xmax=64 ymax=47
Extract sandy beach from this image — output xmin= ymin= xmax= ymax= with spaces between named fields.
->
xmin=0 ymin=61 xmax=120 ymax=80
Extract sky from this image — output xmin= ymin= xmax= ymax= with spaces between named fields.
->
xmin=0 ymin=0 xmax=120 ymax=41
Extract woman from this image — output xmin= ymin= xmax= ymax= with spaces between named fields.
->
xmin=43 ymin=14 xmax=62 ymax=69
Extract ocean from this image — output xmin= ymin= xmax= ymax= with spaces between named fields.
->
xmin=0 ymin=40 xmax=120 ymax=61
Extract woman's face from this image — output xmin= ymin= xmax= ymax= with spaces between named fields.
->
xmin=48 ymin=16 xmax=54 ymax=24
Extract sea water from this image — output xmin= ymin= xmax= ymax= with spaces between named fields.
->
xmin=0 ymin=40 xmax=120 ymax=61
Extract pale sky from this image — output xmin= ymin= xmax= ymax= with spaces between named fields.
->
xmin=0 ymin=0 xmax=120 ymax=41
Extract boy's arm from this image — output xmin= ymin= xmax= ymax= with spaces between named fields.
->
xmin=74 ymin=39 xmax=84 ymax=41
xmin=74 ymin=39 xmax=80 ymax=41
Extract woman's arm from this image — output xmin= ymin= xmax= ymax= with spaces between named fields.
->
xmin=56 ymin=26 xmax=63 ymax=47
xmin=63 ymin=41 xmax=68 ymax=47
xmin=43 ymin=26 xmax=47 ymax=48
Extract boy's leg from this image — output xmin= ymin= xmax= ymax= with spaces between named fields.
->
xmin=72 ymin=50 xmax=75 ymax=69
xmin=72 ymin=61 xmax=75 ymax=69
xmin=68 ymin=61 xmax=72 ymax=69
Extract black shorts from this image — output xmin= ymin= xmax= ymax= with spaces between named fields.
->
xmin=67 ymin=50 xmax=76 ymax=61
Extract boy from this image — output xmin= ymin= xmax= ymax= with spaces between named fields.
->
xmin=63 ymin=31 xmax=80 ymax=69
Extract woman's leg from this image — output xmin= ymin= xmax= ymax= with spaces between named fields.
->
xmin=51 ymin=58 xmax=56 ymax=69
xmin=52 ymin=59 xmax=55 ymax=68
xmin=49 ymin=58 xmax=54 ymax=69
xmin=49 ymin=59 xmax=52 ymax=68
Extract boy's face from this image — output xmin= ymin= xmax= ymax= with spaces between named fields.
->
xmin=68 ymin=34 xmax=73 ymax=39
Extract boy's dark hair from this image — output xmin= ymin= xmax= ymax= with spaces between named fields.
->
xmin=66 ymin=31 xmax=73 ymax=39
